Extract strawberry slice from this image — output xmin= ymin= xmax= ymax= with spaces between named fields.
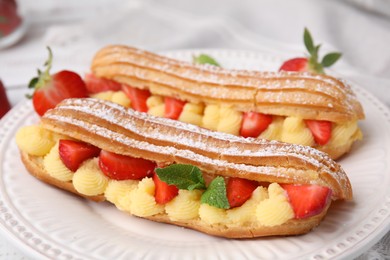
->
xmin=59 ymin=140 xmax=101 ymax=172
xmin=84 ymin=73 xmax=122 ymax=94
xmin=0 ymin=80 xmax=11 ymax=118
xmin=227 ymin=177 xmax=258 ymax=208
xmin=28 ymin=48 xmax=88 ymax=116
xmin=122 ymin=85 xmax=151 ymax=112
xmin=305 ymin=120 xmax=332 ymax=145
xmin=281 ymin=184 xmax=332 ymax=219
xmin=98 ymin=150 xmax=156 ymax=180
xmin=240 ymin=111 xmax=273 ymax=138
xmin=164 ymin=97 xmax=186 ymax=120
xmin=279 ymin=28 xmax=341 ymax=74
xmin=152 ymin=172 xmax=179 ymax=204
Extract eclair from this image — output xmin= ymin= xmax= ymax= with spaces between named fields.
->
xmin=87 ymin=45 xmax=365 ymax=159
xmin=16 ymin=98 xmax=352 ymax=238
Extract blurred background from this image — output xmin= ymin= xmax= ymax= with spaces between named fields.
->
xmin=0 ymin=0 xmax=389 ymax=258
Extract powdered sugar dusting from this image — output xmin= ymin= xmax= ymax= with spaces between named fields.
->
xmin=92 ymin=45 xmax=363 ymax=120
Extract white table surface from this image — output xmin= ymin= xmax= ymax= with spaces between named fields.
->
xmin=0 ymin=0 xmax=389 ymax=259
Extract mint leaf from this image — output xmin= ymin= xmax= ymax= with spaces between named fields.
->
xmin=155 ymin=164 xmax=206 ymax=190
xmin=201 ymin=177 xmax=230 ymax=209
xmin=304 ymin=28 xmax=315 ymax=55
xmin=321 ymin=52 xmax=342 ymax=67
xmin=193 ymin=54 xmax=221 ymax=67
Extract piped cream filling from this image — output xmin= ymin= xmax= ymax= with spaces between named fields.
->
xmin=16 ymin=125 xmax=300 ymax=227
xmin=93 ymin=91 xmax=362 ymax=148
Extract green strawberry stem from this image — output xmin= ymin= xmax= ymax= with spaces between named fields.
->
xmin=28 ymin=47 xmax=53 ymax=91
xmin=303 ymin=28 xmax=342 ymax=74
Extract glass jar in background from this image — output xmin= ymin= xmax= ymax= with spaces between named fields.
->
xmin=0 ymin=0 xmax=26 ymax=49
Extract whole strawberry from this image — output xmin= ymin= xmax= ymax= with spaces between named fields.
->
xmin=279 ymin=28 xmax=341 ymax=74
xmin=28 ymin=47 xmax=88 ymax=116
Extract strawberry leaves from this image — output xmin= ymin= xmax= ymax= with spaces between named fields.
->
xmin=156 ymin=164 xmax=230 ymax=209
xmin=303 ymin=27 xmax=342 ymax=74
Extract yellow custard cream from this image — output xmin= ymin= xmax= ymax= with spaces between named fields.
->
xmin=86 ymin=91 xmax=362 ymax=148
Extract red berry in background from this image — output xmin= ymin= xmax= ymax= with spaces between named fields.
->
xmin=28 ymin=47 xmax=88 ymax=116
xmin=279 ymin=28 xmax=342 ymax=74
xmin=0 ymin=79 xmax=11 ymax=118
xmin=279 ymin=58 xmax=308 ymax=72
xmin=0 ymin=0 xmax=22 ymax=38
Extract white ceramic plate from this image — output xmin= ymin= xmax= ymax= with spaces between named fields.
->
xmin=0 ymin=50 xmax=389 ymax=260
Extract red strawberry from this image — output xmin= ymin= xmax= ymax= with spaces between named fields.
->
xmin=227 ymin=177 xmax=258 ymax=208
xmin=305 ymin=120 xmax=332 ymax=145
xmin=28 ymin=47 xmax=88 ymax=116
xmin=122 ymin=85 xmax=151 ymax=112
xmin=279 ymin=28 xmax=341 ymax=74
xmin=240 ymin=112 xmax=273 ymax=138
xmin=279 ymin=58 xmax=308 ymax=72
xmin=0 ymin=0 xmax=21 ymax=37
xmin=84 ymin=73 xmax=122 ymax=94
xmin=281 ymin=184 xmax=332 ymax=219
xmin=0 ymin=79 xmax=11 ymax=118
xmin=98 ymin=150 xmax=156 ymax=180
xmin=152 ymin=172 xmax=179 ymax=204
xmin=164 ymin=97 xmax=186 ymax=120
xmin=58 ymin=140 xmax=101 ymax=172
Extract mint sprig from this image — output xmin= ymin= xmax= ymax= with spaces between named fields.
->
xmin=156 ymin=164 xmax=230 ymax=209
xmin=155 ymin=164 xmax=206 ymax=190
xmin=303 ymin=28 xmax=342 ymax=74
xmin=200 ymin=176 xmax=230 ymax=209
xmin=193 ymin=54 xmax=221 ymax=67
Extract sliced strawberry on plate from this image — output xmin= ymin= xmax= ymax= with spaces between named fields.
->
xmin=122 ymin=85 xmax=151 ymax=112
xmin=0 ymin=79 xmax=11 ymax=118
xmin=240 ymin=111 xmax=273 ymax=138
xmin=84 ymin=73 xmax=122 ymax=94
xmin=305 ymin=120 xmax=332 ymax=145
xmin=281 ymin=184 xmax=332 ymax=219
xmin=59 ymin=140 xmax=101 ymax=172
xmin=98 ymin=150 xmax=156 ymax=180
xmin=28 ymin=47 xmax=88 ymax=116
xmin=279 ymin=28 xmax=342 ymax=74
xmin=227 ymin=177 xmax=258 ymax=208
xmin=164 ymin=97 xmax=186 ymax=120
xmin=152 ymin=172 xmax=179 ymax=204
